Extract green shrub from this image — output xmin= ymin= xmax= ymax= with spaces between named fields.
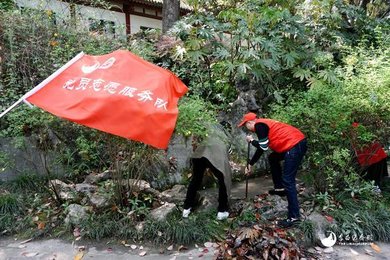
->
xmin=298 ymin=220 xmax=316 ymax=246
xmin=5 ymin=173 xmax=47 ymax=193
xmin=176 ymin=96 xmax=217 ymax=139
xmin=330 ymin=197 xmax=390 ymax=242
xmin=0 ymin=193 xmax=22 ymax=215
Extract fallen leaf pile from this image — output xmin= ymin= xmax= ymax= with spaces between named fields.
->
xmin=216 ymin=192 xmax=321 ymax=259
xmin=217 ymin=224 xmax=302 ymax=259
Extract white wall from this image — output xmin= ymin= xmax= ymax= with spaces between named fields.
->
xmin=76 ymin=5 xmax=126 ymax=37
xmin=15 ymin=0 xmax=70 ymax=22
xmin=14 ymin=0 xmax=164 ymax=36
xmin=130 ymin=15 xmax=162 ymax=34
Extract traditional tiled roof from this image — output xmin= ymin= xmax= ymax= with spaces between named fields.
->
xmin=131 ymin=0 xmax=191 ymax=11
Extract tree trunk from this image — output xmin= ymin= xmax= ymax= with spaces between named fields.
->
xmin=162 ymin=0 xmax=180 ymax=33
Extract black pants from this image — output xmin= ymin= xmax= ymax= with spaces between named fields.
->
xmin=268 ymin=139 xmax=307 ymax=219
xmin=361 ymin=158 xmax=388 ymax=188
xmin=183 ymin=157 xmax=229 ymax=212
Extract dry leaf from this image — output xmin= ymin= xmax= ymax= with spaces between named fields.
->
xmin=263 ymin=248 xmax=269 ymax=259
xmin=178 ymin=245 xmax=187 ymax=251
xmin=370 ymin=243 xmax=381 ymax=253
xmin=204 ymin=242 xmax=213 ymax=248
xmin=22 ymin=252 xmax=39 ymax=257
xmin=73 ymin=228 xmax=81 ymax=237
xmin=236 ymin=247 xmax=247 ymax=256
xmin=139 ymin=251 xmax=147 ymax=256
xmin=364 ymin=249 xmax=374 ymax=256
xmin=74 ymin=251 xmax=84 ymax=260
xmin=37 ymin=222 xmax=45 ymax=230
xmin=350 ymin=248 xmax=359 ymax=255
xmin=237 ymin=227 xmax=261 ymax=241
xmin=324 ymin=215 xmax=334 ymax=222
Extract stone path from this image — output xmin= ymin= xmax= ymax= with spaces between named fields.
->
xmin=0 ymin=238 xmax=216 ymax=259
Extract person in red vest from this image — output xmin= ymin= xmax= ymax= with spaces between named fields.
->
xmin=238 ymin=112 xmax=307 ymax=228
xmin=351 ymin=122 xmax=388 ymax=191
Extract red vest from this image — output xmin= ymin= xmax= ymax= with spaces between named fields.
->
xmin=254 ymin=119 xmax=305 ymax=153
xmin=351 ymin=123 xmax=387 ymax=166
xmin=355 ymin=142 xmax=387 ymax=167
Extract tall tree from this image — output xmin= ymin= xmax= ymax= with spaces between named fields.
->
xmin=162 ymin=0 xmax=180 ymax=33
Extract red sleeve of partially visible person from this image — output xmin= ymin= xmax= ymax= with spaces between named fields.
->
xmin=352 ymin=122 xmax=388 ymax=167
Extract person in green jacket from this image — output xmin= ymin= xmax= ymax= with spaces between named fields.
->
xmin=182 ymin=124 xmax=232 ymax=220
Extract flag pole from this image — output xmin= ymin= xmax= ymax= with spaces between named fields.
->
xmin=0 ymin=52 xmax=85 ymax=118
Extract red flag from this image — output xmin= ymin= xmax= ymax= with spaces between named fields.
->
xmin=25 ymin=50 xmax=188 ymax=149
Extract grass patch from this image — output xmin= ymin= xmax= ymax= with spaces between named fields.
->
xmin=329 ymin=195 xmax=390 ymax=242
xmin=142 ymin=209 xmax=226 ymax=245
xmin=298 ymin=220 xmax=316 ymax=246
xmin=3 ymin=173 xmax=47 ymax=193
xmin=0 ymin=193 xmax=23 ymax=215
xmin=78 ymin=211 xmax=137 ymax=241
xmin=78 ymin=208 xmax=226 ymax=245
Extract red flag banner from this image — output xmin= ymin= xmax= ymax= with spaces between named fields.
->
xmin=25 ymin=50 xmax=188 ymax=149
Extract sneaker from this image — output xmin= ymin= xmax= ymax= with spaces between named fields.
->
xmin=269 ymin=189 xmax=286 ymax=196
xmin=373 ymin=186 xmax=382 ymax=195
xmin=182 ymin=208 xmax=191 ymax=218
xmin=217 ymin=211 xmax=229 ymax=220
xmin=278 ymin=217 xmax=301 ymax=228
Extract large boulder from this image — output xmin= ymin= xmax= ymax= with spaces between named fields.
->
xmin=50 ymin=179 xmax=78 ymax=201
xmin=160 ymin=184 xmax=187 ymax=204
xmin=87 ymin=192 xmax=113 ymax=209
xmin=150 ymin=202 xmax=176 ymax=221
xmin=83 ymin=170 xmax=113 ymax=184
xmin=64 ymin=204 xmax=89 ymax=225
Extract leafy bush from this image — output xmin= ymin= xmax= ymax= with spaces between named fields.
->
xmin=270 ymin=44 xmax=389 ymax=193
xmin=176 ymin=97 xmax=217 ymax=138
